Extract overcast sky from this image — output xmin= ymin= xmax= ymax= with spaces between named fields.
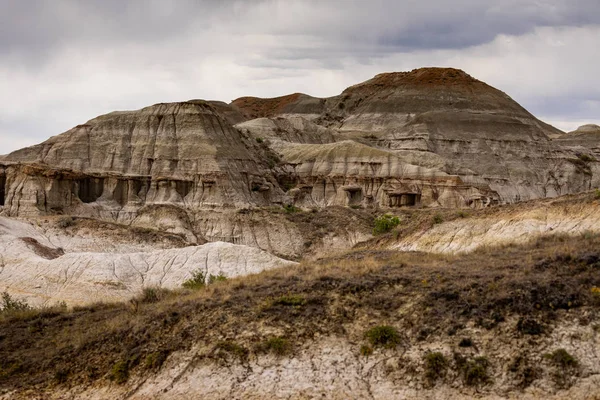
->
xmin=1 ymin=0 xmax=599 ymax=154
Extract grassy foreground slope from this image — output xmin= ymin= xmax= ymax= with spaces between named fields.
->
xmin=1 ymin=229 xmax=600 ymax=397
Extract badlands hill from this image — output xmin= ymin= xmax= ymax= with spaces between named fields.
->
xmin=0 ymin=68 xmax=599 ymax=399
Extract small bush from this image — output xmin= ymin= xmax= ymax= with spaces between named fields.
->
xmin=145 ymin=351 xmax=168 ymax=370
xmin=57 ymin=216 xmax=75 ymax=229
xmin=272 ymin=294 xmax=306 ymax=307
xmin=517 ymin=317 xmax=544 ymax=335
xmin=255 ymin=137 xmax=264 ymax=143
xmin=544 ymin=349 xmax=579 ymax=388
xmin=1 ymin=292 xmax=31 ymax=313
xmin=373 ymin=214 xmax=400 ymax=235
xmin=456 ymin=211 xmax=469 ymax=218
xmin=424 ymin=352 xmax=448 ymax=384
xmin=432 ymin=213 xmax=444 ymax=224
xmin=360 ymin=345 xmax=373 ymax=357
xmin=110 ymin=360 xmax=129 ymax=384
xmin=182 ymin=269 xmax=207 ymax=290
xmin=364 ymin=325 xmax=401 ymax=349
xmin=284 ymin=204 xmax=300 ymax=214
xmin=208 ymin=272 xmax=228 ymax=284
xmin=458 ymin=338 xmax=473 ymax=347
xmin=259 ymin=337 xmax=292 ymax=356
xmin=595 ymin=189 xmax=600 ymax=199
xmin=138 ymin=287 xmax=170 ymax=304
xmin=577 ymin=153 xmax=595 ymax=162
xmin=216 ymin=341 xmax=248 ymax=360
xmin=544 ymin=349 xmax=578 ymax=369
xmin=462 ymin=356 xmax=490 ymax=387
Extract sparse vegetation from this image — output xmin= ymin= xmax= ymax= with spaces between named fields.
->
xmin=144 ymin=351 xmax=168 ymax=370
xmin=259 ymin=337 xmax=292 ymax=356
xmin=577 ymin=153 xmax=595 ymax=162
xmin=360 ymin=345 xmax=373 ymax=357
xmin=373 ymin=214 xmax=400 ymax=235
xmin=138 ymin=287 xmax=171 ymax=304
xmin=458 ymin=338 xmax=473 ymax=347
xmin=1 ymin=292 xmax=31 ymax=314
xmin=423 ymin=352 xmax=448 ymax=384
xmin=216 ymin=341 xmax=248 ymax=361
xmin=110 ymin=360 xmax=129 ymax=384
xmin=364 ymin=325 xmax=401 ymax=348
xmin=595 ymin=189 xmax=600 ymax=199
xmin=182 ymin=269 xmax=207 ymax=290
xmin=432 ymin=213 xmax=444 ymax=224
xmin=255 ymin=137 xmax=264 ymax=143
xmin=544 ymin=349 xmax=579 ymax=388
xmin=283 ymin=204 xmax=300 ymax=214
xmin=516 ymin=317 xmax=544 ymax=335
xmin=208 ymin=272 xmax=228 ymax=284
xmin=272 ymin=294 xmax=306 ymax=307
xmin=57 ymin=216 xmax=75 ymax=228
xmin=461 ymin=356 xmax=491 ymax=387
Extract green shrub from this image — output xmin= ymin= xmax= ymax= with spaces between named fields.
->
xmin=208 ymin=272 xmax=228 ymax=284
xmin=462 ymin=356 xmax=490 ymax=387
xmin=544 ymin=349 xmax=579 ymax=388
xmin=424 ymin=352 xmax=448 ymax=384
xmin=110 ymin=360 xmax=129 ymax=384
xmin=1 ymin=292 xmax=31 ymax=313
xmin=216 ymin=341 xmax=248 ymax=360
xmin=272 ymin=294 xmax=306 ymax=307
xmin=432 ymin=213 xmax=444 ymax=224
xmin=138 ymin=287 xmax=170 ymax=304
xmin=458 ymin=338 xmax=473 ymax=347
xmin=182 ymin=269 xmax=207 ymax=290
xmin=255 ymin=137 xmax=264 ymax=143
xmin=260 ymin=337 xmax=292 ymax=356
xmin=144 ymin=351 xmax=168 ymax=370
xmin=373 ymin=214 xmax=400 ymax=235
xmin=284 ymin=204 xmax=300 ymax=214
xmin=360 ymin=345 xmax=373 ymax=357
xmin=364 ymin=325 xmax=401 ymax=348
xmin=456 ymin=211 xmax=469 ymax=218
xmin=577 ymin=153 xmax=595 ymax=162
xmin=544 ymin=349 xmax=578 ymax=369
xmin=595 ymin=189 xmax=600 ymax=199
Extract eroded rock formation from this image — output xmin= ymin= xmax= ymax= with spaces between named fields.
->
xmin=0 ymin=67 xmax=598 ymax=255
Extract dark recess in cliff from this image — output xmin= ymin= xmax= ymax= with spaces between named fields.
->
xmin=0 ymin=173 xmax=6 ymax=206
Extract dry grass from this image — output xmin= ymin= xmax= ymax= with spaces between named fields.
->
xmin=0 ymin=232 xmax=599 ymax=391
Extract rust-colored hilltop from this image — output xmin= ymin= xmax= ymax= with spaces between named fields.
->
xmin=343 ymin=67 xmax=492 ymax=95
xmin=231 ymin=93 xmax=305 ymax=119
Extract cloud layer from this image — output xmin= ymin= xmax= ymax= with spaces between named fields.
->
xmin=1 ymin=0 xmax=599 ymax=153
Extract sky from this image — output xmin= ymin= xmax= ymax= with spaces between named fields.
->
xmin=1 ymin=0 xmax=599 ymax=154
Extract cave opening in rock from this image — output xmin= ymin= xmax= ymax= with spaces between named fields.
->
xmin=346 ymin=188 xmax=363 ymax=206
xmin=388 ymin=193 xmax=420 ymax=207
xmin=0 ymin=174 xmax=5 ymax=206
xmin=175 ymin=180 xmax=193 ymax=199
xmin=78 ymin=178 xmax=104 ymax=203
xmin=114 ymin=180 xmax=128 ymax=206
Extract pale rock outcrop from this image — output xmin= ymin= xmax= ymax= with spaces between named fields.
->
xmin=0 ymin=216 xmax=296 ymax=306
xmin=28 ymin=319 xmax=600 ymax=400
xmin=391 ymin=194 xmax=600 ymax=254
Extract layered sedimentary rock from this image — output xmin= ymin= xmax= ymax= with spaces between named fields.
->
xmin=234 ymin=68 xmax=599 ymax=203
xmin=1 ymin=68 xmax=598 ymax=250
xmin=1 ymin=101 xmax=284 ymax=217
